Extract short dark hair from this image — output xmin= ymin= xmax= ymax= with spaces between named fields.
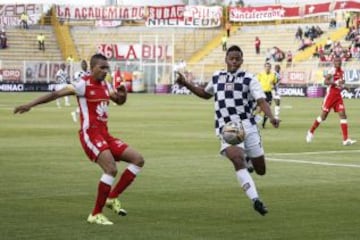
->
xmin=90 ymin=53 xmax=107 ymax=69
xmin=226 ymin=45 xmax=243 ymax=57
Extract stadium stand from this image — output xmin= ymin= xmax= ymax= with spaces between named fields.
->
xmin=0 ymin=27 xmax=62 ymax=69
xmin=70 ymin=26 xmax=221 ymax=62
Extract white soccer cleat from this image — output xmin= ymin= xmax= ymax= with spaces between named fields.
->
xmin=87 ymin=213 xmax=113 ymax=225
xmin=306 ymin=131 xmax=313 ymax=143
xmin=343 ymin=139 xmax=357 ymax=146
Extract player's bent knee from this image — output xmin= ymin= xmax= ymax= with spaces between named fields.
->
xmin=106 ymin=168 xmax=118 ymax=177
xmin=254 ymin=167 xmax=266 ymax=176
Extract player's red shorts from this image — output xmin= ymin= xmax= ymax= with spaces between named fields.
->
xmin=322 ymin=93 xmax=345 ymax=112
xmin=79 ymin=128 xmax=128 ymax=162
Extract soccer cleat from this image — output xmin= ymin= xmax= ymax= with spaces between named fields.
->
xmin=306 ymin=131 xmax=313 ymax=143
xmin=87 ymin=213 xmax=113 ymax=225
xmin=343 ymin=139 xmax=357 ymax=146
xmin=106 ymin=198 xmax=128 ymax=216
xmin=253 ymin=199 xmax=268 ymax=216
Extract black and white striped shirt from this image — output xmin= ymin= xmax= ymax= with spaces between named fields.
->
xmin=55 ymin=69 xmax=69 ymax=84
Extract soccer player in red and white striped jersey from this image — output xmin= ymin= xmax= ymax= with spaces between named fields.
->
xmin=14 ymin=54 xmax=144 ymax=225
xmin=306 ymin=57 xmax=356 ymax=146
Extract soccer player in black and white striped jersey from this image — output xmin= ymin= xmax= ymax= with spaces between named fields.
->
xmin=176 ymin=45 xmax=280 ymax=216
xmin=55 ymin=63 xmax=71 ymax=108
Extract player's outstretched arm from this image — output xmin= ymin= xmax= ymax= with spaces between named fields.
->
xmin=110 ymin=84 xmax=127 ymax=105
xmin=175 ymin=72 xmax=212 ymax=99
xmin=257 ymin=98 xmax=280 ymax=128
xmin=14 ymin=87 xmax=75 ymax=114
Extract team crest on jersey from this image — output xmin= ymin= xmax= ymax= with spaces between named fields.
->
xmin=225 ymin=83 xmax=234 ymax=91
xmin=90 ymin=90 xmax=95 ymax=95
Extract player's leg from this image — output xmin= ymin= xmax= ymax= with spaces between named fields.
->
xmin=106 ymin=138 xmax=144 ymax=215
xmin=274 ymin=97 xmax=280 ymax=119
xmin=224 ymin=138 xmax=267 ymax=216
xmin=338 ymin=108 xmax=356 ymax=145
xmin=307 ymin=108 xmax=329 ymax=143
xmin=71 ymin=107 xmax=79 ymax=122
xmin=87 ymin=149 xmax=117 ymax=225
xmin=243 ymin=129 xmax=268 ymax=215
xmin=262 ymin=93 xmax=272 ymax=128
xmin=108 ymin=146 xmax=144 ymax=199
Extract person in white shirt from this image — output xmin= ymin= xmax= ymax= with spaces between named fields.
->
xmin=55 ymin=63 xmax=71 ymax=108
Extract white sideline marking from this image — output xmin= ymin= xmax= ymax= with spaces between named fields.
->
xmin=268 ymin=157 xmax=360 ymax=168
xmin=269 ymin=150 xmax=360 ymax=156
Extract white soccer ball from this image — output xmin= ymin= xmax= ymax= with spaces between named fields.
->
xmin=221 ymin=121 xmax=245 ymax=145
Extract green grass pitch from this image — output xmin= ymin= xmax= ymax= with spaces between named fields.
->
xmin=1 ymin=93 xmax=360 ymax=240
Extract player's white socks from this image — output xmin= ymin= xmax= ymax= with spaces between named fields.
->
xmin=236 ymin=169 xmax=259 ymax=201
xmin=274 ymin=106 xmax=280 ymax=118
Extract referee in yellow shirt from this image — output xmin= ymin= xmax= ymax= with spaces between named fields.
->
xmin=257 ymin=62 xmax=277 ymax=128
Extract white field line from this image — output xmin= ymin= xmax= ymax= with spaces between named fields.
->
xmin=269 ymin=150 xmax=360 ymax=156
xmin=267 ymin=157 xmax=360 ymax=168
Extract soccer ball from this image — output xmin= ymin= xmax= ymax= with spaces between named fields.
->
xmin=221 ymin=121 xmax=245 ymax=145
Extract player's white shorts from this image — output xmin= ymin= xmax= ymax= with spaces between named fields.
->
xmin=55 ymin=83 xmax=68 ymax=91
xmin=220 ymin=123 xmax=264 ymax=158
xmin=272 ymin=89 xmax=281 ymax=100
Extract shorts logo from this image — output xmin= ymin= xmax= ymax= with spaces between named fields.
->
xmin=96 ymin=142 xmax=103 ymax=147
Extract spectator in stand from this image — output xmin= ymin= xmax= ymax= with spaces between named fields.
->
xmin=329 ymin=18 xmax=337 ymax=29
xmin=345 ymin=12 xmax=351 ymax=29
xmin=67 ymin=55 xmax=74 ymax=64
xmin=221 ymin=34 xmax=227 ymax=51
xmin=273 ymin=47 xmax=285 ymax=62
xmin=313 ymin=46 xmax=320 ymax=58
xmin=342 ymin=49 xmax=351 ymax=61
xmin=315 ymin=26 xmax=324 ymax=36
xmin=298 ymin=38 xmax=313 ymax=51
xmin=0 ymin=28 xmax=7 ymax=49
xmin=333 ymin=42 xmax=343 ymax=57
xmin=225 ymin=21 xmax=232 ymax=37
xmin=20 ymin=12 xmax=29 ymax=29
xmin=346 ymin=26 xmax=357 ymax=41
xmin=37 ymin=33 xmax=45 ymax=51
xmin=286 ymin=50 xmax=293 ymax=68
xmin=354 ymin=35 xmax=360 ymax=48
xmin=255 ymin=36 xmax=261 ymax=55
xmin=295 ymin=26 xmax=303 ymax=40
xmin=324 ymin=37 xmax=333 ymax=51
xmin=265 ymin=48 xmax=272 ymax=62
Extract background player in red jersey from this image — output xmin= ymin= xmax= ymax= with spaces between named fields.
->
xmin=306 ymin=57 xmax=356 ymax=146
xmin=14 ymin=54 xmax=144 ymax=225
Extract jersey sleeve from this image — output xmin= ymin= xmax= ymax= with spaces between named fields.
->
xmin=72 ymin=79 xmax=86 ymax=96
xmin=249 ymin=75 xmax=266 ymax=100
